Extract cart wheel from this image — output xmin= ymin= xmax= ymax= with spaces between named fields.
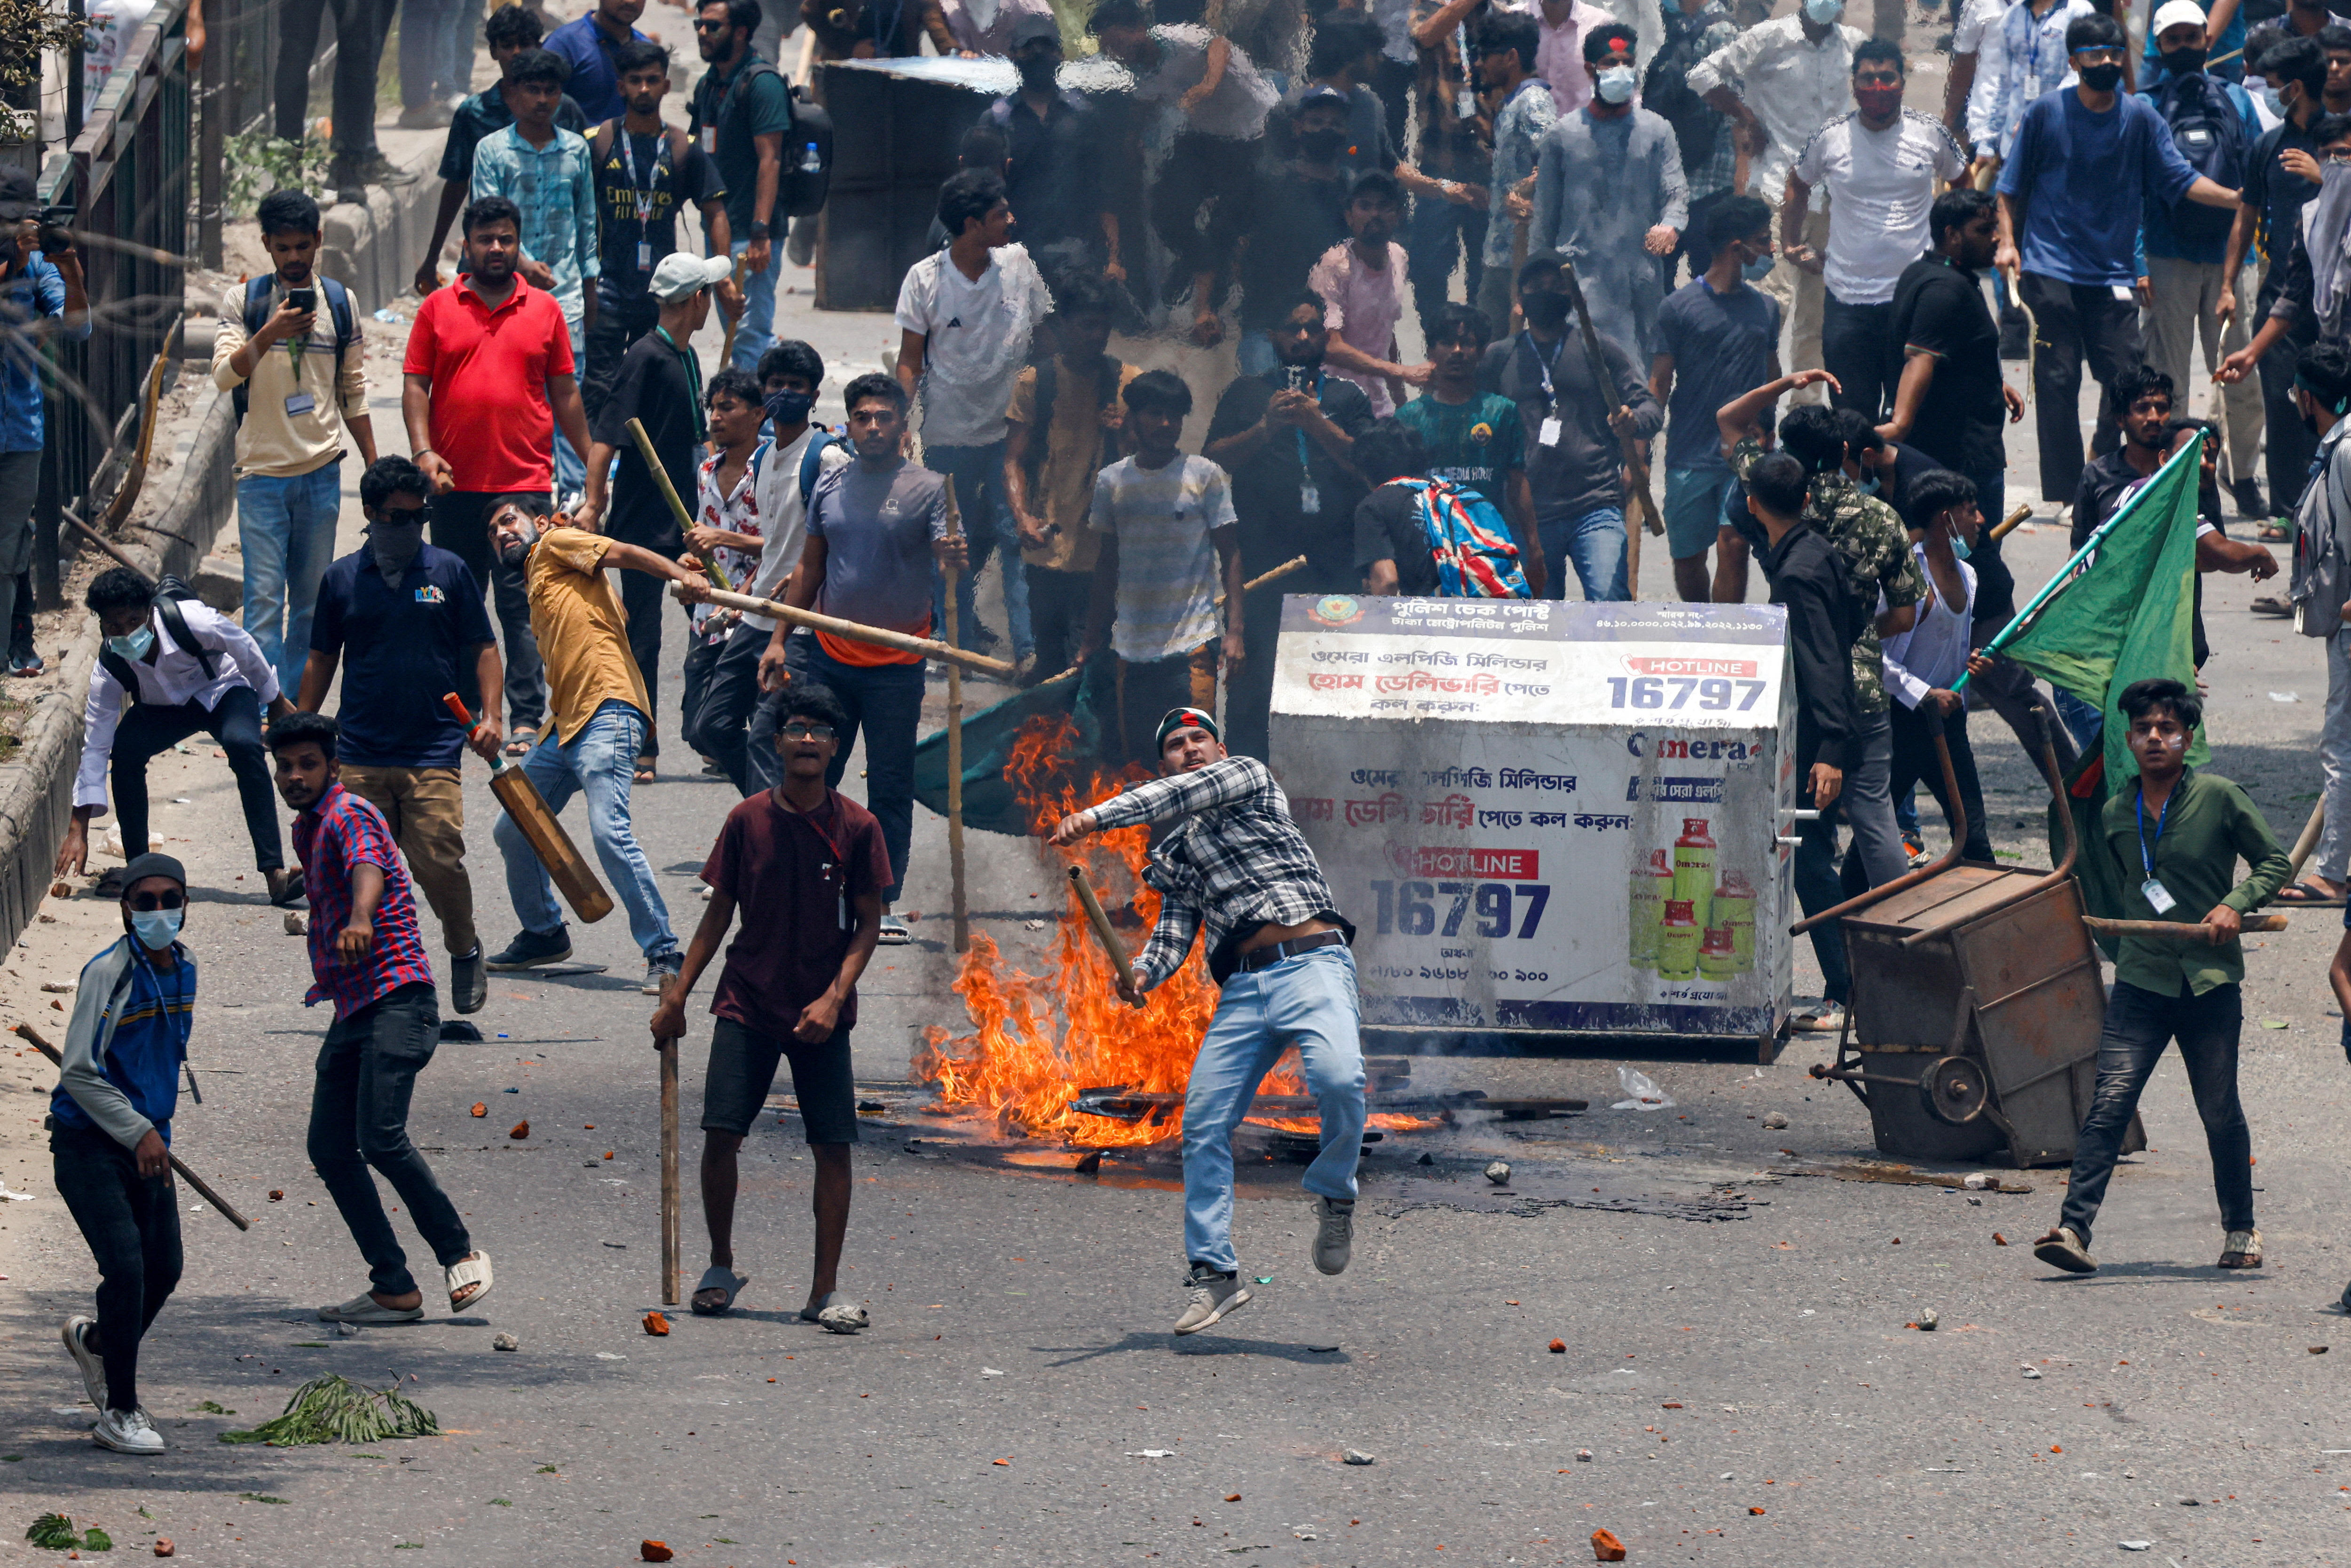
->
xmin=1920 ymin=1055 xmax=1988 ymax=1126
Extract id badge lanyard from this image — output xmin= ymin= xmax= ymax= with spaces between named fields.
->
xmin=800 ymin=793 xmax=852 ymax=931
xmin=1293 ymin=369 xmax=1324 ymax=515
xmin=1522 ymin=331 xmax=1566 ymax=448
xmin=657 ymin=326 xmax=705 ymax=442
xmin=619 ymin=132 xmax=661 ymax=273
xmin=2136 ymin=785 xmax=2177 ymax=915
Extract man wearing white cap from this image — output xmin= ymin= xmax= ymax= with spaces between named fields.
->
xmin=575 ymin=250 xmax=734 ymax=774
xmin=2139 ymin=0 xmax=2266 ymax=510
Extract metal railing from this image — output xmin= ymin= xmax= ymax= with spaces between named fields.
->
xmin=196 ymin=0 xmax=291 ymax=268
xmin=32 ymin=0 xmax=191 ymax=611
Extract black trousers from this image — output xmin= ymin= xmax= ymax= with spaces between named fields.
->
xmin=1822 ymin=292 xmax=1898 ymax=421
xmin=1887 ymin=697 xmax=1993 ymax=861
xmin=2255 ymin=280 xmax=2320 ymax=512
xmin=1152 ymin=132 xmax=1253 ymax=290
xmin=583 ymin=291 xmax=661 ymax=424
xmin=111 ymin=684 xmax=284 ymax=871
xmin=275 ymin=0 xmax=396 ymax=161
xmin=682 ymin=620 xmax=770 ymax=795
xmin=2018 ymin=270 xmax=2142 ymax=502
xmin=427 ymin=490 xmax=548 ymax=731
xmin=1024 ymin=563 xmax=1092 ymax=684
xmin=53 ymin=1123 xmax=181 ymax=1414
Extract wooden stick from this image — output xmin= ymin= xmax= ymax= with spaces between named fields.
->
xmin=719 ymin=251 xmax=745 ymax=367
xmin=1556 ymin=255 xmax=1663 ymax=601
xmin=2082 ymin=914 xmax=2288 ymax=939
xmin=943 ymin=479 xmax=969 ymax=955
xmin=1068 ymin=865 xmax=1139 ymax=1005
xmin=13 ymin=1023 xmax=251 ymax=1230
xmin=654 ymin=979 xmax=681 ymax=1308
xmin=2288 ymin=800 xmax=2327 ymax=882
xmin=697 ymin=587 xmax=1014 ymax=677
xmin=1988 ymin=503 xmax=2034 ymax=544
xmin=1244 ymin=555 xmax=1309 ymax=594
xmin=624 ymin=418 xmax=733 ymax=591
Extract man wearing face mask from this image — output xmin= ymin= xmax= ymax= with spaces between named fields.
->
xmin=1213 ymin=88 xmax=1361 ymax=377
xmin=1783 ymin=42 xmax=1968 ymax=419
xmin=1473 ymin=16 xmax=1560 ymax=338
xmin=1653 ymin=195 xmax=1781 ymax=604
xmin=1689 ymin=0 xmax=1865 ymax=406
xmin=297 ymin=457 xmax=505 ymax=1017
xmin=1528 ymin=25 xmax=1690 ymax=363
xmin=1977 ymin=0 xmax=2097 ymax=172
xmin=1996 ymin=14 xmax=2243 ymax=501
xmin=51 ymin=853 xmax=196 ymax=1455
xmin=987 ymin=15 xmax=1120 ymax=278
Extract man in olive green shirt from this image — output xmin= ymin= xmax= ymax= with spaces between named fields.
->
xmin=2035 ymin=679 xmax=2292 ymax=1278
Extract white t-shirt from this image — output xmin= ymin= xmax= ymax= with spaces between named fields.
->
xmin=745 ymin=424 xmax=854 ymax=633
xmin=1879 ymin=541 xmax=1975 ymax=706
xmin=893 ymin=243 xmax=1053 ymax=449
xmin=1794 ymin=109 xmax=1969 ymax=306
xmin=1089 ymin=453 xmax=1238 ymax=662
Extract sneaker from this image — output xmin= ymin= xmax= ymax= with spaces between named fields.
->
xmin=348 ymin=151 xmax=420 ymax=187
xmin=642 ymin=956 xmax=682 ymax=996
xmin=2032 ymin=1225 xmax=2097 ymax=1274
xmin=877 ymin=914 xmax=912 ymax=945
xmin=92 ymin=1406 xmax=163 ymax=1454
xmin=8 ymin=651 xmax=42 ymax=677
xmin=450 ymin=946 xmax=487 ymax=1015
xmin=486 ymin=926 xmax=572 ymax=971
xmin=1311 ymin=1196 xmax=1354 ymax=1276
xmin=62 ymin=1315 xmax=105 ymax=1408
xmin=395 ymin=102 xmax=453 ymax=129
xmin=1172 ymin=1263 xmax=1251 ymax=1335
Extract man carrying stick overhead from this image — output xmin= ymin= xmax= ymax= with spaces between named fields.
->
xmin=52 ymin=853 xmax=197 ymax=1454
xmin=1047 ymin=708 xmax=1364 ymax=1336
xmin=649 ymin=683 xmax=888 ymax=1324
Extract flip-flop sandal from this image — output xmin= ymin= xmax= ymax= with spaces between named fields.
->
xmin=691 ymin=1267 xmax=749 ymax=1316
xmin=2218 ymin=1229 xmax=2264 ymax=1269
xmin=2249 ymin=595 xmax=2292 ymax=616
xmin=800 ymin=1291 xmax=868 ymax=1333
xmin=504 ymin=728 xmax=538 ymax=758
xmin=2258 ymin=523 xmax=2293 ymax=543
xmin=2272 ymin=881 xmax=2346 ymax=907
xmin=1790 ymin=1004 xmax=1846 ymax=1034
xmin=446 ymin=1250 xmax=494 ymax=1312
xmin=317 ymin=1292 xmax=425 ymax=1324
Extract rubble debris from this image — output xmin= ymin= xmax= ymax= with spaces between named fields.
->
xmin=641 ymin=1544 xmax=674 ymax=1562
xmin=1760 ymin=1112 xmax=1789 ymax=1130
xmin=1592 ymin=1526 xmax=1627 ymax=1560
xmin=493 ymin=1333 xmax=519 ymax=1352
xmin=642 ymin=1313 xmax=670 ymax=1337
xmin=1917 ymin=1308 xmax=1940 ymax=1331
xmin=1485 ymin=1161 xmax=1513 ymax=1185
xmin=1550 ymin=1339 xmax=1567 ymax=1353
xmin=1343 ymin=1449 xmax=1375 ymax=1466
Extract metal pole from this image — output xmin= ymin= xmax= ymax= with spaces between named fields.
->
xmin=67 ymin=0 xmax=87 ymax=147
xmin=197 ymin=0 xmax=225 ymax=268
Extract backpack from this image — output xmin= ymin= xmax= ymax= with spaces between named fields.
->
xmin=232 ymin=276 xmax=356 ymax=424
xmin=1393 ymin=479 xmax=1530 ymax=599
xmin=2148 ymin=71 xmax=2251 ymax=251
xmin=797 ymin=429 xmax=839 ymax=505
xmin=1643 ymin=12 xmax=1721 ymax=177
xmin=1018 ymin=355 xmax=1124 ymax=489
xmin=690 ymin=59 xmax=834 ymax=220
xmin=97 ymin=578 xmax=217 ymax=703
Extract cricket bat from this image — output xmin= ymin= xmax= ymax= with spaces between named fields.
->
xmin=443 ymin=694 xmax=615 ymax=924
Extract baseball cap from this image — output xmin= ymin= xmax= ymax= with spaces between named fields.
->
xmin=119 ymin=852 xmax=189 ymax=892
xmin=1010 ymin=13 xmax=1063 ymax=48
xmin=1155 ymin=707 xmax=1220 ymax=752
xmin=648 ymin=252 xmax=735 ymax=302
xmin=1297 ymin=83 xmax=1349 ymax=110
xmin=2151 ymin=0 xmax=2207 ymax=32
xmin=0 ymin=169 xmax=39 ymax=225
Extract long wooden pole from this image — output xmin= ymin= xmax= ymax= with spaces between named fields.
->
xmin=654 ymin=978 xmax=680 ymax=1308
xmin=697 ymin=587 xmax=1013 ymax=677
xmin=943 ymin=480 xmax=970 ymax=954
xmin=1068 ymin=865 xmax=1139 ymax=1006
xmin=2083 ymin=914 xmax=2289 ymax=939
xmin=624 ymin=418 xmax=734 ymax=591
xmin=14 ymin=1024 xmax=251 ymax=1230
xmin=1555 ymin=256 xmax=1663 ymax=599
xmin=1987 ymin=503 xmax=2034 ymax=544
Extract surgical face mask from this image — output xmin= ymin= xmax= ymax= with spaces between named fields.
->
xmin=1948 ymin=521 xmax=1972 ymax=560
xmin=2078 ymin=61 xmax=2125 ymax=92
xmin=1298 ymin=126 xmax=1349 ymax=160
xmin=129 ymin=906 xmax=182 ymax=950
xmin=1742 ymin=246 xmax=1775 ymax=283
xmin=765 ymin=387 xmax=815 ymax=428
xmin=1857 ymin=469 xmax=1881 ymax=496
xmin=369 ymin=515 xmax=426 ymax=586
xmin=1520 ymin=290 xmax=1571 ymax=330
xmin=1595 ymin=64 xmax=1638 ymax=104
xmin=1801 ymin=0 xmax=1843 ymax=23
xmin=106 ymin=624 xmax=155 ymax=662
xmin=2161 ymin=45 xmax=2207 ymax=75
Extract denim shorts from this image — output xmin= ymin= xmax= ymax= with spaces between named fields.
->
xmin=700 ymin=1016 xmax=859 ymax=1143
xmin=1663 ymin=467 xmax=1738 ymax=559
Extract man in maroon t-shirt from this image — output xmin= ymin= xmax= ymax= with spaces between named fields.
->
xmin=648 ymin=683 xmax=888 ymax=1326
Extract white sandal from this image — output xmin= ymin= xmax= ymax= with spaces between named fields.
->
xmin=317 ymin=1292 xmax=424 ymax=1324
xmin=446 ymin=1250 xmax=494 ymax=1312
xmin=802 ymin=1291 xmax=868 ymax=1334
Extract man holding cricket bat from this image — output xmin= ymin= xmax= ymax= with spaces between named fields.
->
xmin=1047 ymin=708 xmax=1365 ymax=1336
xmin=52 ymin=853 xmax=196 ymax=1454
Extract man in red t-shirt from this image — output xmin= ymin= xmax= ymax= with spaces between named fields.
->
xmin=400 ymin=195 xmax=593 ymax=752
xmin=647 ymin=683 xmax=889 ymax=1328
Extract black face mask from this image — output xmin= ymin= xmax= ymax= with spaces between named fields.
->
xmin=1521 ymin=291 xmax=1571 ymax=330
xmin=2079 ymin=61 xmax=2125 ymax=91
xmin=1298 ymin=126 xmax=1349 ymax=161
xmin=1018 ymin=56 xmax=1058 ymax=89
xmin=2162 ymin=46 xmax=2207 ymax=74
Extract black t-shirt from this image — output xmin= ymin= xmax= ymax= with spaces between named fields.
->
xmin=2243 ymin=117 xmax=2320 ymax=298
xmin=2071 ymin=446 xmax=2161 ymax=550
xmin=1354 ymin=482 xmax=1438 ymax=595
xmin=591 ymin=126 xmax=726 ymax=304
xmin=1205 ymin=370 xmax=1376 ymax=580
xmin=1225 ymin=162 xmax=1355 ymax=331
xmin=592 ymin=330 xmax=702 ymax=550
xmin=309 ymin=543 xmax=497 ymax=769
xmin=992 ymin=92 xmax=1105 ymax=256
xmin=1887 ymin=255 xmax=2006 ymax=478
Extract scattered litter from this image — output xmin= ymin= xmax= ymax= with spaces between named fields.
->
xmin=504 ymin=1087 xmax=520 ymax=1094
xmin=171 ymin=796 xmax=190 ymax=805
xmin=1576 ymin=1448 xmax=1593 ymax=1462
xmin=38 ymin=982 xmax=72 ymax=993
xmin=493 ymin=1333 xmax=519 ymax=1352
xmin=1343 ymin=1449 xmax=1375 ymax=1465
xmin=372 ymin=307 xmax=406 ymax=324
xmin=1761 ymin=1111 xmax=1789 ymax=1130
xmin=268 ymin=1190 xmax=284 ymax=1202
xmin=0 ymin=1183 xmax=35 ymax=1203
xmin=284 ymin=912 xmax=307 ymax=936
xmin=2262 ymin=1020 xmax=2289 ymax=1030
xmin=1967 ymin=1195 xmax=1984 ymax=1206
xmin=1128 ymin=1450 xmax=1176 ymax=1458
xmin=334 ymin=1321 xmax=361 ymax=1338
xmin=596 ymin=1352 xmax=625 ymax=1360
xmin=2270 ymin=692 xmax=2300 ymax=703
xmin=2312 ymin=1346 xmax=2331 ymax=1354
xmin=1612 ymin=1067 xmax=1673 ymax=1110
xmin=602 ymin=1241 xmax=627 ymax=1250
xmin=1485 ymin=1160 xmax=1513 ymax=1185
xmin=509 ymin=1121 xmax=529 ymax=1140
xmin=2119 ymin=1544 xmax=2151 ymax=1552
xmin=1592 ymin=1526 xmax=1627 ymax=1561
xmin=642 ymin=1312 xmax=670 ymax=1336
xmin=27 ymin=1514 xmax=112 ymax=1552
xmin=1749 ymin=1506 xmax=1766 ymax=1515
xmin=981 ymin=1368 xmax=1006 ymax=1377
xmin=1024 ymin=919 xmax=1045 ymax=931
xmin=1224 ymin=1494 xmax=1241 ymax=1502
xmin=1719 ymin=1473 xmax=1733 ymax=1481
xmin=1963 ymin=1172 xmax=1996 ymax=1190
xmin=1308 ymin=1344 xmax=1340 ymax=1353
xmin=2020 ymin=1366 xmax=2042 ymax=1379
xmin=1254 ymin=1276 xmax=1273 ymax=1285
xmin=216 ymin=1373 xmax=436 ymax=1445
xmin=154 ymin=1538 xmax=174 ymax=1556
xmin=640 ymin=1544 xmax=674 ymax=1563
xmin=1994 ymin=1233 xmax=2009 ymax=1245
xmin=2178 ymin=1498 xmax=2200 ymax=1507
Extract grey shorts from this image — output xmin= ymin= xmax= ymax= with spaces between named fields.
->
xmin=701 ymin=1017 xmax=860 ymax=1144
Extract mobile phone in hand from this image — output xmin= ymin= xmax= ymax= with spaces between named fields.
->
xmin=288 ymin=286 xmax=317 ymax=312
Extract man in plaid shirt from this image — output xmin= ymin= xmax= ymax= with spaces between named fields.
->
xmin=269 ymin=712 xmax=493 ymax=1326
xmin=1049 ymin=707 xmax=1364 ymax=1335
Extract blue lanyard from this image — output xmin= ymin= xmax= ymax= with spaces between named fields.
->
xmin=1289 ymin=368 xmax=1323 ymax=474
xmin=1520 ymin=331 xmax=1566 ymax=408
xmin=2135 ymin=784 xmax=2172 ymax=882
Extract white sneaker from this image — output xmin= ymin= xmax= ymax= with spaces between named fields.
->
xmin=93 ymin=1406 xmax=163 ymax=1454
xmin=61 ymin=1315 xmax=105 ymax=1409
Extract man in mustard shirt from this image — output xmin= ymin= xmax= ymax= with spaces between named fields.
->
xmin=2034 ymin=678 xmax=2292 ymax=1277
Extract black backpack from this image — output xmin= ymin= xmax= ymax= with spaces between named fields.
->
xmin=2150 ymin=71 xmax=2251 ymax=251
xmin=98 ymin=578 xmax=218 ymax=703
xmin=1644 ymin=12 xmax=1721 ymax=176
xmin=231 ymin=276 xmax=357 ymax=424
xmin=691 ymin=60 xmax=834 ymax=220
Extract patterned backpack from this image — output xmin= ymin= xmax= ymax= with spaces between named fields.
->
xmin=1394 ymin=479 xmax=1530 ymax=599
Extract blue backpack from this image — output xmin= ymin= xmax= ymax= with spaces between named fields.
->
xmin=1393 ymin=478 xmax=1531 ymax=598
xmin=232 ymin=274 xmax=357 ymax=423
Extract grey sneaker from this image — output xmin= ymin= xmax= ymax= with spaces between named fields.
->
xmin=62 ymin=1315 xmax=104 ymax=1408
xmin=642 ymin=956 xmax=682 ymax=997
xmin=2032 ymin=1225 xmax=2097 ymax=1274
xmin=93 ymin=1406 xmax=163 ymax=1454
xmin=486 ymin=926 xmax=571 ymax=971
xmin=451 ymin=946 xmax=487 ymax=1015
xmin=1172 ymin=1264 xmax=1251 ymax=1335
xmin=1311 ymin=1196 xmax=1354 ymax=1276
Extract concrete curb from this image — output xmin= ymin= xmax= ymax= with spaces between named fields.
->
xmin=0 ymin=390 xmax=237 ymax=953
xmin=319 ymin=141 xmax=452 ymax=315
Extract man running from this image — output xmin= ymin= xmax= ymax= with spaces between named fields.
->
xmin=1046 ymin=708 xmax=1363 ymax=1334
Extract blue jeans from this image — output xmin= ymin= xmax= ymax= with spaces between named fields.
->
xmin=2054 ymin=687 xmax=2106 ymax=754
xmin=2058 ymin=980 xmax=2252 ymax=1247
xmin=728 ymin=236 xmax=783 ymax=371
xmin=1181 ymin=945 xmax=1365 ymax=1275
xmin=787 ymin=636 xmax=924 ymax=903
xmin=492 ymin=699 xmax=678 ymax=962
xmin=1538 ymin=506 xmax=1628 ymax=602
xmin=552 ymin=315 xmax=586 ymax=498
xmin=922 ymin=441 xmax=1033 ymax=661
xmin=237 ymin=460 xmax=343 ymax=694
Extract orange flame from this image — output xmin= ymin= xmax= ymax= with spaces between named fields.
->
xmin=918 ymin=715 xmax=1357 ymax=1146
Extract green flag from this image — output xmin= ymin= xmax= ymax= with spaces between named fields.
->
xmin=1994 ymin=441 xmax=2205 ymax=786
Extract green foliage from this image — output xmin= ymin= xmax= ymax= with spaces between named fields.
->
xmin=25 ymin=1513 xmax=110 ymax=1551
xmin=216 ymin=1374 xmax=440 ymax=1447
xmin=194 ymin=1401 xmax=234 ymax=1415
xmin=0 ymin=0 xmax=89 ymax=94
xmin=220 ymin=129 xmax=335 ymax=219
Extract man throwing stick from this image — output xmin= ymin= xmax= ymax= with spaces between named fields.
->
xmin=649 ymin=685 xmax=888 ymax=1327
xmin=1046 ymin=708 xmax=1364 ymax=1335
